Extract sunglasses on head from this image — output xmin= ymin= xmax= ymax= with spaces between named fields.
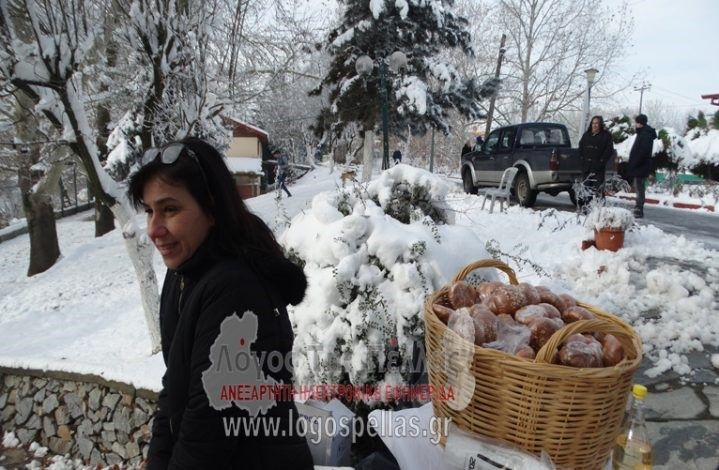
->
xmin=142 ymin=143 xmax=212 ymax=198
xmin=142 ymin=143 xmax=201 ymax=167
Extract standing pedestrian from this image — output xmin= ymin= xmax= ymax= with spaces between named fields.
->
xmin=625 ymin=114 xmax=657 ymax=218
xmin=274 ymin=149 xmax=292 ymax=197
xmin=128 ymin=139 xmax=313 ymax=469
xmin=578 ymin=115 xmax=614 ymax=209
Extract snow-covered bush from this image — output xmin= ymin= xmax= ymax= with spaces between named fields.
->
xmin=586 ymin=206 xmax=634 ymax=231
xmin=281 ymin=166 xmax=494 ymax=407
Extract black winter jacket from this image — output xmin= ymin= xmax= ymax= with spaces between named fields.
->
xmin=578 ymin=129 xmax=614 ymax=174
xmin=626 ymin=125 xmax=657 ymax=178
xmin=147 ymin=242 xmax=313 ymax=470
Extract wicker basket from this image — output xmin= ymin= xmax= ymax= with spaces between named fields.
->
xmin=425 ymin=259 xmax=642 ymax=470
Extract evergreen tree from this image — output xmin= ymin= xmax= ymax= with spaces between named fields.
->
xmin=311 ymin=0 xmax=498 ymax=138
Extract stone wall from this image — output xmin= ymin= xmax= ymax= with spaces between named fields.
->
xmin=0 ymin=366 xmax=158 ymax=466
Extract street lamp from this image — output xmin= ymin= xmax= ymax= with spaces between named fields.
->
xmin=355 ymin=51 xmax=408 ymax=172
xmin=580 ymin=67 xmax=599 ymax=138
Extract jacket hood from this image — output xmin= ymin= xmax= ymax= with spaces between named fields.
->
xmin=244 ymin=252 xmax=307 ymax=307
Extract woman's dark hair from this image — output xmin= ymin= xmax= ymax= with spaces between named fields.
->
xmin=127 ymin=138 xmax=283 ymax=260
xmin=586 ymin=115 xmax=606 ymax=134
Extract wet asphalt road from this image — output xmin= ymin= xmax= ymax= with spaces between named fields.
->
xmin=534 ymin=193 xmax=719 ymax=252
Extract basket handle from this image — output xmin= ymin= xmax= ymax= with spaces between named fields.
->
xmin=535 ymin=318 xmax=639 ymax=364
xmin=452 ymin=259 xmax=518 ymax=285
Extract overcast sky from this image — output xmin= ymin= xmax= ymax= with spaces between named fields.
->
xmin=609 ymin=0 xmax=718 ymax=119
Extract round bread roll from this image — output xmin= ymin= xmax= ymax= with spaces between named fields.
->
xmin=515 ymin=304 xmax=550 ymax=325
xmin=518 ymin=283 xmax=541 ymax=305
xmin=448 ymin=281 xmax=479 ymax=309
xmin=557 ymin=293 xmax=577 ymax=313
xmin=602 ymin=333 xmax=625 ymax=366
xmin=516 ymin=344 xmax=536 ymax=360
xmin=486 ymin=285 xmax=527 ymax=315
xmin=559 ymin=334 xmax=603 ymax=368
xmin=476 ymin=281 xmax=503 ymax=302
xmin=528 ymin=317 xmax=563 ymax=351
xmin=434 ymin=303 xmax=454 ymax=324
xmin=471 ymin=308 xmax=498 ymax=345
xmin=535 ymin=286 xmax=563 ymax=311
xmin=562 ymin=306 xmax=595 ymax=323
xmin=537 ymin=303 xmax=561 ymax=320
xmin=469 ymin=303 xmax=495 ymax=319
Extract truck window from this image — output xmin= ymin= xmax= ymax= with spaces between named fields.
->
xmin=485 ymin=130 xmax=500 ymax=153
xmin=499 ymin=128 xmax=516 ymax=150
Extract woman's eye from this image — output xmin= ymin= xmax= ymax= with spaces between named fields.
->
xmin=164 ymin=206 xmax=178 ymax=213
xmin=144 ymin=208 xmax=153 ymax=215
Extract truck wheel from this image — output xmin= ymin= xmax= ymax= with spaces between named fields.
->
xmin=568 ymin=189 xmax=578 ymax=207
xmin=463 ymin=170 xmax=477 ymax=194
xmin=514 ymin=172 xmax=537 ymax=207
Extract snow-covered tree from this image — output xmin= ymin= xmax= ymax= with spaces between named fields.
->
xmin=478 ymin=0 xmax=633 ymax=126
xmin=312 ymin=0 xmax=499 ymax=141
xmin=0 ymin=0 xmax=226 ymax=353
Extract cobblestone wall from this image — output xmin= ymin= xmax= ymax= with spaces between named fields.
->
xmin=0 ymin=367 xmax=158 ymax=466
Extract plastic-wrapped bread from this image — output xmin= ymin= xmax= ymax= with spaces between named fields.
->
xmin=483 ymin=320 xmax=531 ymax=355
xmin=558 ymin=334 xmax=603 ymax=368
xmin=486 ymin=285 xmax=527 ymax=315
xmin=448 ymin=307 xmax=475 ymax=343
xmin=515 ymin=305 xmax=551 ymax=325
xmin=449 ymin=281 xmax=479 ymax=309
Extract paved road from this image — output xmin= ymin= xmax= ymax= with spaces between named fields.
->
xmin=534 ymin=193 xmax=719 ymax=251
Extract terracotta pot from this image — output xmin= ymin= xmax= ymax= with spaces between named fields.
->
xmin=594 ymin=227 xmax=625 ymax=252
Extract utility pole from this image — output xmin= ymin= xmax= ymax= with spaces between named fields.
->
xmin=634 ymin=82 xmax=651 ymax=114
xmin=484 ymin=34 xmax=507 ymax=138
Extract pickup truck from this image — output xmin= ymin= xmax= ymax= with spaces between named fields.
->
xmin=461 ymin=122 xmax=612 ymax=207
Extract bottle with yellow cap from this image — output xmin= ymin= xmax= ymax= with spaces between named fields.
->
xmin=612 ymin=384 xmax=652 ymax=469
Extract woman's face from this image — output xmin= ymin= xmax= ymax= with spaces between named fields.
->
xmin=591 ymin=118 xmax=601 ymax=134
xmin=142 ymin=176 xmax=214 ymax=269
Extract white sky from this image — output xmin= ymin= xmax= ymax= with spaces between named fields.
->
xmin=611 ymin=0 xmax=719 ymax=118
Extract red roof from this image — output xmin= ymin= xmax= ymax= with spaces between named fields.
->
xmin=221 ymin=116 xmax=269 ymax=143
xmin=701 ymin=94 xmax=719 ymax=106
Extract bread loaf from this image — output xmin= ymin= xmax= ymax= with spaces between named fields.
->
xmin=449 ymin=281 xmax=479 ymax=309
xmin=486 ymin=285 xmax=526 ymax=315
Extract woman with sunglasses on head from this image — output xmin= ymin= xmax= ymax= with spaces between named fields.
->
xmin=128 ymin=138 xmax=313 ymax=469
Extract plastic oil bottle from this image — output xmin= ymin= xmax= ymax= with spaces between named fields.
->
xmin=612 ymin=384 xmax=652 ymax=469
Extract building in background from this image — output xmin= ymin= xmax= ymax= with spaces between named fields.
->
xmin=221 ymin=116 xmax=268 ymax=199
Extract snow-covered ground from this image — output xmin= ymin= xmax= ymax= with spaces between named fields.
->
xmin=0 ymin=164 xmax=717 ymax=397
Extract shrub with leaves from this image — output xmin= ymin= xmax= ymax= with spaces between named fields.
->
xmin=280 ymin=166 xmax=493 ymax=407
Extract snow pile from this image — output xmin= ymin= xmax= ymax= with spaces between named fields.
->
xmin=2 ymin=430 xmax=20 ymax=448
xmin=687 ymin=129 xmax=719 ymax=167
xmin=282 ymin=166 xmax=493 ymax=401
xmin=585 ymin=206 xmax=634 ymax=231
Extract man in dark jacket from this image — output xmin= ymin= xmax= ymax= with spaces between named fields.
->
xmin=626 ymin=114 xmax=657 ymax=218
xmin=578 ymin=115 xmax=614 ymax=209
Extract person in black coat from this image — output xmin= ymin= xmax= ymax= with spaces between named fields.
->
xmin=392 ymin=149 xmax=402 ymax=165
xmin=128 ymin=139 xmax=313 ymax=469
xmin=625 ymin=114 xmax=657 ymax=218
xmin=577 ymin=115 xmax=614 ymax=209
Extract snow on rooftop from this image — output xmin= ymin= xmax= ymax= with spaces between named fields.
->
xmin=224 ymin=156 xmax=263 ymax=175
